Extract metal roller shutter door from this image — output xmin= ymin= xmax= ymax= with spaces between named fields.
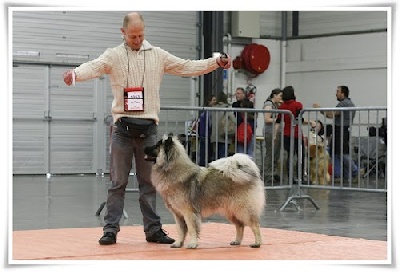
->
xmin=12 ymin=11 xmax=199 ymax=174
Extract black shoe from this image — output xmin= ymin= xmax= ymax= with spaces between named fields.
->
xmin=146 ymin=229 xmax=175 ymax=244
xmin=99 ymin=232 xmax=116 ymax=245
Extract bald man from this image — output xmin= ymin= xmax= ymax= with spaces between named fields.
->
xmin=63 ymin=12 xmax=232 ymax=245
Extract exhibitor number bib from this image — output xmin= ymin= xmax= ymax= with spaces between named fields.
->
xmin=124 ymin=87 xmax=144 ymax=112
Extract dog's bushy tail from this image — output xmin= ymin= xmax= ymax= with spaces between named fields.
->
xmin=209 ymin=153 xmax=262 ymax=185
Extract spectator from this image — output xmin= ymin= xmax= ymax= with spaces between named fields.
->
xmin=198 ymin=94 xmax=216 ymax=166
xmin=313 ymin=85 xmax=358 ymax=180
xmin=211 ymin=92 xmax=236 ymax=159
xmin=232 ymin=87 xmax=246 ymax=108
xmin=275 ymin=86 xmax=315 ymax=182
xmin=236 ymin=98 xmax=255 ymax=157
xmin=263 ymin=88 xmax=283 ymax=183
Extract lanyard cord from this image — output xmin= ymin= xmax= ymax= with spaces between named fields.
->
xmin=125 ymin=45 xmax=145 ymax=87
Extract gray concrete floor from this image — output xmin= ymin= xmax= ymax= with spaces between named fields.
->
xmin=12 ymin=174 xmax=387 ymax=241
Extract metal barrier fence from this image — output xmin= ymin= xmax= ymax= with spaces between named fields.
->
xmin=276 ymin=106 xmax=387 ymax=211
xmin=298 ymin=107 xmax=387 ymax=188
xmin=150 ymin=106 xmax=387 ymax=211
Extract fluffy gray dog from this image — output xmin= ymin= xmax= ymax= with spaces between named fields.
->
xmin=144 ymin=134 xmax=266 ymax=249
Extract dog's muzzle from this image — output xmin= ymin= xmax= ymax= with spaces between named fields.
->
xmin=144 ymin=154 xmax=157 ymax=162
xmin=144 ymin=146 xmax=158 ymax=162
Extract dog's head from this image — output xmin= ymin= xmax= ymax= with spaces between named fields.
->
xmin=309 ymin=144 xmax=325 ymax=158
xmin=144 ymin=133 xmax=186 ymax=163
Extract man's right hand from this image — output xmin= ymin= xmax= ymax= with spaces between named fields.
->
xmin=216 ymin=53 xmax=232 ymax=69
xmin=312 ymin=103 xmax=320 ymax=108
xmin=63 ymin=69 xmax=75 ymax=86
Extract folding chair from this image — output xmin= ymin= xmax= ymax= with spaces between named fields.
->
xmin=357 ymin=133 xmax=386 ymax=179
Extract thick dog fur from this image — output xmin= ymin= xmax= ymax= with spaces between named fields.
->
xmin=144 ymin=134 xmax=266 ymax=249
xmin=309 ymin=144 xmax=331 ymax=185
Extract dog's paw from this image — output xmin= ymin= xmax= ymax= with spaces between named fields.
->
xmin=186 ymin=242 xmax=198 ymax=249
xmin=249 ymin=243 xmax=261 ymax=248
xmin=230 ymin=240 xmax=241 ymax=246
xmin=170 ymin=241 xmax=183 ymax=248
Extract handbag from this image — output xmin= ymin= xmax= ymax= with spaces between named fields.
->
xmin=237 ymin=115 xmax=253 ymax=144
xmin=218 ymin=112 xmax=236 ymax=136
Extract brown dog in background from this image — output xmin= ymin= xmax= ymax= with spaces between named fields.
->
xmin=309 ymin=144 xmax=331 ymax=185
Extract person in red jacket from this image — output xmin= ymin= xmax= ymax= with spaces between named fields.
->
xmin=275 ymin=86 xmax=315 ymax=183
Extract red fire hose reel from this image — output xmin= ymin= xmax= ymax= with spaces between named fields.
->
xmin=232 ymin=43 xmax=271 ymax=76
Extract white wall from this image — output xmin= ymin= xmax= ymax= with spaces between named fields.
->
xmin=285 ymin=32 xmax=387 ymax=109
xmin=298 ymin=11 xmax=387 ymax=36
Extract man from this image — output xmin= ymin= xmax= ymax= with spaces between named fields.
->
xmin=313 ymin=85 xmax=357 ymax=181
xmin=232 ymin=87 xmax=246 ymax=108
xmin=63 ymin=12 xmax=231 ymax=245
xmin=232 ymin=87 xmax=254 ymax=156
xmin=236 ymin=98 xmax=255 ymax=157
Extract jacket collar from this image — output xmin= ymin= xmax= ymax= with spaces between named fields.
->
xmin=141 ymin=40 xmax=153 ymax=51
xmin=123 ymin=39 xmax=153 ymax=52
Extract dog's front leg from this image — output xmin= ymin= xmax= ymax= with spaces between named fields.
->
xmin=171 ymin=214 xmax=187 ymax=248
xmin=184 ymin=213 xmax=201 ymax=249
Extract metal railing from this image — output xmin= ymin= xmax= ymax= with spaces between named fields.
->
xmin=126 ymin=106 xmax=387 ymax=211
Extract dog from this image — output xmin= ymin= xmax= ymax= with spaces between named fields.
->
xmin=309 ymin=144 xmax=331 ymax=185
xmin=144 ymin=133 xmax=265 ymax=249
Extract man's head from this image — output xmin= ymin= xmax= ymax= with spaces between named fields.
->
xmin=120 ymin=12 xmax=145 ymax=51
xmin=336 ymin=85 xmax=349 ymax=101
xmin=235 ymin=87 xmax=246 ymax=102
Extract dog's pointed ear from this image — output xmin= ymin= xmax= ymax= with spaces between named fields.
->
xmin=164 ymin=133 xmax=175 ymax=163
xmin=166 ymin=134 xmax=174 ymax=146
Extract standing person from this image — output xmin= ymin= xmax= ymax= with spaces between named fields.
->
xmin=263 ymin=88 xmax=283 ymax=183
xmin=275 ymin=86 xmax=315 ymax=182
xmin=232 ymin=87 xmax=254 ymax=157
xmin=211 ymin=92 xmax=236 ymax=159
xmin=198 ymin=94 xmax=217 ymax=166
xmin=313 ymin=85 xmax=358 ymax=180
xmin=236 ymin=98 xmax=255 ymax=157
xmin=63 ymin=12 xmax=231 ymax=245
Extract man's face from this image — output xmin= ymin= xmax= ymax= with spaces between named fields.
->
xmin=235 ymin=89 xmax=245 ymax=101
xmin=121 ymin=22 xmax=145 ymax=51
xmin=336 ymin=88 xmax=344 ymax=101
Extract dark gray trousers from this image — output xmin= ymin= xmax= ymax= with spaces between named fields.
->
xmin=103 ymin=121 xmax=161 ymax=237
